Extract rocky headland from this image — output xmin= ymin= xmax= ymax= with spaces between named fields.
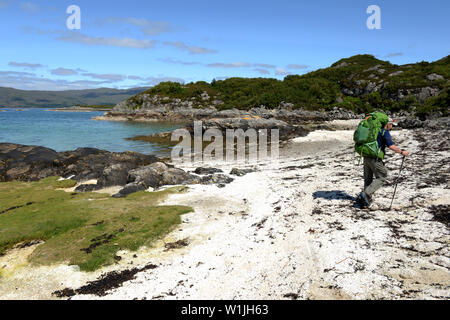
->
xmin=93 ymin=54 xmax=448 ymax=145
xmin=0 ymin=143 xmax=246 ymax=199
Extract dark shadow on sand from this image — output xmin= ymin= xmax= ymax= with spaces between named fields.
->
xmin=312 ymin=190 xmax=356 ymax=201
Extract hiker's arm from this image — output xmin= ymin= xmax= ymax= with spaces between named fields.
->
xmin=389 ymin=145 xmax=409 ymax=156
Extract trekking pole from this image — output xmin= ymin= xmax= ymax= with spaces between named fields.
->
xmin=389 ymin=155 xmax=406 ymax=210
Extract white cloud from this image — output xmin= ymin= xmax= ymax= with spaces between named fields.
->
xmin=0 ymin=70 xmax=36 ymax=77
xmin=254 ymin=63 xmax=276 ymax=69
xmin=51 ymin=68 xmax=78 ymax=76
xmin=128 ymin=75 xmax=143 ymax=80
xmin=163 ymin=41 xmax=217 ymax=55
xmin=287 ymin=64 xmax=308 ymax=70
xmin=82 ymin=73 xmax=127 ymax=82
xmin=107 ymin=17 xmax=175 ymax=36
xmin=275 ymin=67 xmax=290 ymax=76
xmin=57 ymin=32 xmax=157 ymax=49
xmin=253 ymin=68 xmax=271 ymax=75
xmin=206 ymin=62 xmax=250 ymax=68
xmin=385 ymin=52 xmax=403 ymax=58
xmin=158 ymin=58 xmax=202 ymax=65
xmin=8 ymin=61 xmax=44 ymax=69
xmin=0 ymin=70 xmax=108 ymax=90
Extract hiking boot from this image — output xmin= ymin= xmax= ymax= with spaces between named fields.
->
xmin=359 ymin=192 xmax=371 ymax=208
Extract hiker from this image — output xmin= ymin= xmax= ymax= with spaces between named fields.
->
xmin=358 ymin=117 xmax=409 ymax=208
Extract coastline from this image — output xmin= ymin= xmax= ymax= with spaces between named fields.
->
xmin=47 ymin=107 xmax=114 ymax=112
xmin=92 ymin=105 xmax=358 ymax=125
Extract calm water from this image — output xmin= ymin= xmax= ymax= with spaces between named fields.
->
xmin=0 ymin=108 xmax=183 ymax=155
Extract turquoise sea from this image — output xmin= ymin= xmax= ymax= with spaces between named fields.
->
xmin=0 ymin=108 xmax=183 ymax=155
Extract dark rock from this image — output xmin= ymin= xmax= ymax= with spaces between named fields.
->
xmin=128 ymin=162 xmax=198 ymax=189
xmin=113 ymin=182 xmax=147 ymax=198
xmin=75 ymin=184 xmax=100 ymax=192
xmin=194 ymin=167 xmax=223 ymax=175
xmin=128 ymin=162 xmax=168 ymax=188
xmin=0 ymin=143 xmax=157 ymax=183
xmin=200 ymin=174 xmax=234 ymax=185
xmin=98 ymin=163 xmax=134 ymax=187
xmin=0 ymin=143 xmax=59 ymax=181
xmin=398 ymin=117 xmax=450 ymax=130
xmin=398 ymin=118 xmax=424 ymax=129
xmin=423 ymin=118 xmax=450 ymax=130
xmin=161 ymin=168 xmax=198 ymax=186
xmin=426 ymin=73 xmax=444 ymax=81
xmin=230 ymin=168 xmax=255 ymax=177
xmin=396 ymin=87 xmax=440 ymax=102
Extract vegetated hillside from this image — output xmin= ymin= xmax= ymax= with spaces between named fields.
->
xmin=125 ymin=55 xmax=449 ymax=117
xmin=0 ymin=87 xmax=150 ymax=108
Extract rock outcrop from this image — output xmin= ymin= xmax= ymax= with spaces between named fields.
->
xmin=0 ymin=143 xmax=239 ymax=197
xmin=98 ymin=102 xmax=357 ymax=126
xmin=0 ymin=143 xmax=157 ymax=183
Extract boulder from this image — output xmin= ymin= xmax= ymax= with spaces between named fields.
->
xmin=0 ymin=144 xmax=59 ymax=181
xmin=97 ymin=163 xmax=134 ymax=187
xmin=398 ymin=118 xmax=424 ymax=129
xmin=364 ymin=82 xmax=378 ymax=94
xmin=128 ymin=162 xmax=198 ymax=189
xmin=389 ymin=71 xmax=404 ymax=77
xmin=200 ymin=174 xmax=234 ymax=185
xmin=341 ymin=88 xmax=354 ymax=96
xmin=0 ymin=143 xmax=157 ymax=182
xmin=230 ymin=168 xmax=255 ymax=177
xmin=112 ymin=182 xmax=147 ymax=198
xmin=75 ymin=184 xmax=100 ymax=192
xmin=426 ymin=73 xmax=444 ymax=81
xmin=194 ymin=167 xmax=224 ymax=175
xmin=417 ymin=87 xmax=440 ymax=101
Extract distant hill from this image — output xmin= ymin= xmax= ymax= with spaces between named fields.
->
xmin=121 ymin=54 xmax=449 ymax=118
xmin=0 ymin=87 xmax=150 ymax=108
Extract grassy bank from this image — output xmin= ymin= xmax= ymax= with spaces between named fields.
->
xmin=0 ymin=177 xmax=192 ymax=271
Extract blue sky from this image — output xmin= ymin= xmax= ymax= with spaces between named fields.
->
xmin=0 ymin=0 xmax=448 ymax=90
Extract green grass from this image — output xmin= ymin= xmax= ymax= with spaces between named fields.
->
xmin=0 ymin=177 xmax=192 ymax=271
xmin=54 ymin=179 xmax=78 ymax=189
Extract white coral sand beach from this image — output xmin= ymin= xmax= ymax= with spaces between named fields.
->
xmin=0 ymin=120 xmax=448 ymax=300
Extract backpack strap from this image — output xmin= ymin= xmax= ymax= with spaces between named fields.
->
xmin=376 ymin=129 xmax=386 ymax=163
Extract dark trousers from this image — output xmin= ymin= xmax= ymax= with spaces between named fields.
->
xmin=363 ymin=157 xmax=388 ymax=199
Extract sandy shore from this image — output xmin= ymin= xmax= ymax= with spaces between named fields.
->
xmin=1 ymin=120 xmax=448 ymax=300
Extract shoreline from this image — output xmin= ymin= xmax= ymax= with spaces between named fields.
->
xmin=92 ymin=105 xmax=359 ymax=125
xmin=48 ymin=107 xmax=114 ymax=112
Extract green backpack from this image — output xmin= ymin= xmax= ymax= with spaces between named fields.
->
xmin=354 ymin=111 xmax=389 ymax=160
